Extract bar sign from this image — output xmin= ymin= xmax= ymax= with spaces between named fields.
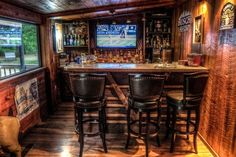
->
xmin=220 ymin=2 xmax=235 ymax=30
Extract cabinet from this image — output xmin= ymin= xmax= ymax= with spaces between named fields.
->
xmin=63 ymin=21 xmax=89 ymax=47
xmin=62 ymin=21 xmax=90 ymax=62
xmin=144 ymin=12 xmax=172 ymax=62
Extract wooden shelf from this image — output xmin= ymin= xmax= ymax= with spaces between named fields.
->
xmin=147 ymin=32 xmax=171 ymax=35
xmin=64 ymin=45 xmax=88 ymax=48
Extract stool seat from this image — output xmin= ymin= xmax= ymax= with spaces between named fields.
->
xmin=166 ymin=90 xmax=183 ymax=108
xmin=75 ymin=98 xmax=106 ymax=110
xmin=128 ymin=97 xmax=159 ymax=111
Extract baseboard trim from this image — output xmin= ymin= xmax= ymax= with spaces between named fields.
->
xmin=198 ymin=133 xmax=219 ymax=157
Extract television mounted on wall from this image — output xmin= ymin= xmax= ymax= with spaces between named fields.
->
xmin=96 ymin=24 xmax=137 ymax=48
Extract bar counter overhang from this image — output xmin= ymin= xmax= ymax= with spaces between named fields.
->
xmin=61 ymin=63 xmax=208 ymax=109
xmin=63 ymin=63 xmax=208 ymax=73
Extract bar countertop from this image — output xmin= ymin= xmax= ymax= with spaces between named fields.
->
xmin=62 ymin=63 xmax=208 ymax=73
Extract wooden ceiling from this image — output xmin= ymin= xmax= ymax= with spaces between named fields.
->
xmin=2 ymin=0 xmax=176 ymax=19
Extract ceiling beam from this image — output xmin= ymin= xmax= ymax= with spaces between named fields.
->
xmin=47 ymin=0 xmax=176 ymax=18
xmin=52 ymin=1 xmax=175 ymax=20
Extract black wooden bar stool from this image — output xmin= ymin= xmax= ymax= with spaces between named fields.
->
xmin=125 ymin=74 xmax=165 ymax=157
xmin=69 ymin=73 xmax=107 ymax=157
xmin=165 ymin=71 xmax=209 ymax=153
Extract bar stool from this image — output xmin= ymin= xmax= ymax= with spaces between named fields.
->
xmin=165 ymin=71 xmax=209 ymax=153
xmin=125 ymin=74 xmax=165 ymax=157
xmin=69 ymin=73 xmax=107 ymax=157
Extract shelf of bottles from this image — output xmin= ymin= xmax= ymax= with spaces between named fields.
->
xmin=93 ymin=49 xmax=144 ymax=63
xmin=63 ymin=21 xmax=89 ymax=48
xmin=145 ymin=15 xmax=171 ymax=50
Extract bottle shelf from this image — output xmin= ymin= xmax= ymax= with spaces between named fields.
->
xmin=145 ymin=12 xmax=172 ymax=50
xmin=64 ymin=45 xmax=88 ymax=48
xmin=147 ymin=32 xmax=171 ymax=35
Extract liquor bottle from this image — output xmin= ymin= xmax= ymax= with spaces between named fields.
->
xmin=72 ymin=34 xmax=76 ymax=46
xmin=84 ymin=36 xmax=87 ymax=46
xmin=146 ymin=38 xmax=150 ymax=47
xmin=63 ymin=34 xmax=67 ymax=46
xmin=166 ymin=35 xmax=170 ymax=48
xmin=69 ymin=34 xmax=73 ymax=46
xmin=163 ymin=23 xmax=167 ymax=32
xmin=75 ymin=34 xmax=78 ymax=46
xmin=67 ymin=34 xmax=70 ymax=46
xmin=156 ymin=20 xmax=162 ymax=32
xmin=80 ymin=35 xmax=85 ymax=46
xmin=139 ymin=50 xmax=143 ymax=63
xmin=77 ymin=34 xmax=81 ymax=46
xmin=85 ymin=35 xmax=88 ymax=46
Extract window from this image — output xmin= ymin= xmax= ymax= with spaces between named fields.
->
xmin=0 ymin=18 xmax=40 ymax=79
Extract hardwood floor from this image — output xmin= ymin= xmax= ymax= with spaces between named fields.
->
xmin=2 ymin=102 xmax=213 ymax=157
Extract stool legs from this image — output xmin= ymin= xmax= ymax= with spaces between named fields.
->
xmin=165 ymin=105 xmax=170 ymax=139
xmin=77 ymin=107 xmax=107 ymax=157
xmin=145 ymin=112 xmax=150 ymax=157
xmin=138 ymin=112 xmax=142 ymax=138
xmin=78 ymin=110 xmax=84 ymax=157
xmin=194 ymin=108 xmax=200 ymax=154
xmin=186 ymin=110 xmax=191 ymax=140
xmin=99 ymin=108 xmax=108 ymax=153
xmin=125 ymin=106 xmax=131 ymax=149
xmin=170 ymin=108 xmax=177 ymax=153
xmin=157 ymin=105 xmax=161 ymax=147
xmin=167 ymin=106 xmax=200 ymax=153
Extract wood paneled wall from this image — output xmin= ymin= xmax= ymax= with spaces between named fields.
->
xmin=0 ymin=68 xmax=47 ymax=132
xmin=174 ymin=0 xmax=236 ymax=157
xmin=40 ymin=18 xmax=61 ymax=112
xmin=0 ymin=2 xmax=49 ymax=133
xmin=0 ymin=1 xmax=42 ymax=24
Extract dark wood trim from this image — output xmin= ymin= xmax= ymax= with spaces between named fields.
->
xmin=106 ymin=73 xmax=128 ymax=108
xmin=0 ymin=67 xmax=46 ymax=86
xmin=0 ymin=1 xmax=42 ymax=24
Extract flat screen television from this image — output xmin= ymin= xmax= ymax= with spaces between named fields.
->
xmin=96 ymin=24 xmax=137 ymax=48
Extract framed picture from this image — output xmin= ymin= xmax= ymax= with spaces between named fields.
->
xmin=220 ymin=2 xmax=235 ymax=30
xmin=193 ymin=15 xmax=203 ymax=43
xmin=53 ymin=23 xmax=63 ymax=53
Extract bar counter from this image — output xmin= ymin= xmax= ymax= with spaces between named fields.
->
xmin=60 ymin=63 xmax=208 ymax=103
xmin=62 ymin=63 xmax=208 ymax=73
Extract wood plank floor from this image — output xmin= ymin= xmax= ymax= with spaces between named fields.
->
xmin=3 ymin=102 xmax=213 ymax=157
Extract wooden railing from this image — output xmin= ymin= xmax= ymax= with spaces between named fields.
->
xmin=0 ymin=65 xmax=21 ymax=77
xmin=0 ymin=64 xmax=39 ymax=78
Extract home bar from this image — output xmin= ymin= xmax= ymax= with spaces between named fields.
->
xmin=0 ymin=0 xmax=235 ymax=157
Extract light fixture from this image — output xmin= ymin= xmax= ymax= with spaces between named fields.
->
xmin=126 ymin=19 xmax=131 ymax=23
xmin=112 ymin=20 xmax=116 ymax=24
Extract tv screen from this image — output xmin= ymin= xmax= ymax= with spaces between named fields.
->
xmin=96 ymin=24 xmax=137 ymax=48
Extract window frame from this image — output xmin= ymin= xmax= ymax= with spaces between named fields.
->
xmin=0 ymin=17 xmax=42 ymax=80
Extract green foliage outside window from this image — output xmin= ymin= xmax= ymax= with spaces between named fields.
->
xmin=22 ymin=24 xmax=39 ymax=54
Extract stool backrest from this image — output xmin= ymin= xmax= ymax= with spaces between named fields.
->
xmin=69 ymin=73 xmax=106 ymax=101
xmin=129 ymin=74 xmax=165 ymax=101
xmin=183 ymin=71 xmax=209 ymax=107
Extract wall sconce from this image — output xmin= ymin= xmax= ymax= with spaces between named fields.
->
xmin=126 ymin=19 xmax=131 ymax=23
xmin=200 ymin=1 xmax=207 ymax=15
